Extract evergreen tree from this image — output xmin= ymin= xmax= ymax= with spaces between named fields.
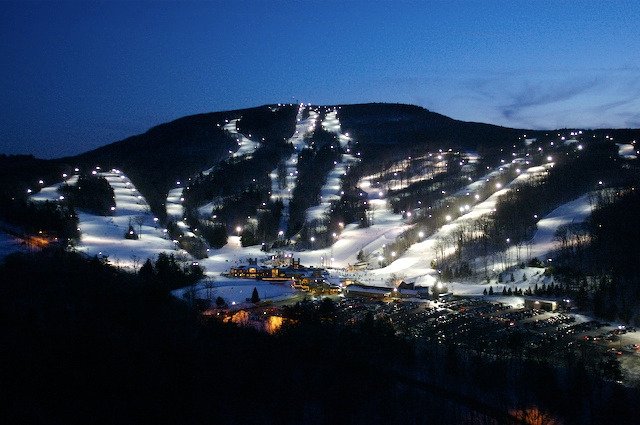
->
xmin=251 ymin=287 xmax=260 ymax=303
xmin=215 ymin=296 xmax=226 ymax=308
xmin=502 ymin=287 xmax=507 ymax=295
xmin=489 ymin=286 xmax=494 ymax=295
xmin=138 ymin=258 xmax=155 ymax=282
xmin=483 ymin=288 xmax=487 ymax=296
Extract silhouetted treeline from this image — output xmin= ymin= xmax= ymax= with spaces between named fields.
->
xmin=60 ymin=173 xmax=115 ymax=215
xmin=2 ymin=249 xmax=639 ymax=424
xmin=554 ymin=187 xmax=640 ymax=324
xmin=235 ymin=104 xmax=297 ymax=144
xmin=338 ymin=103 xmax=528 ymax=156
xmin=0 ymin=154 xmax=72 ymax=199
xmin=0 ymin=197 xmax=79 ymax=241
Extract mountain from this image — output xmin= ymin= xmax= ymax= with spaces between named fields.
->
xmin=65 ymin=104 xmax=298 ymax=218
xmin=59 ymin=103 xmax=527 ymax=216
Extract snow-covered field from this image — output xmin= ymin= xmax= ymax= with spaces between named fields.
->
xmin=172 ymin=276 xmax=295 ymax=308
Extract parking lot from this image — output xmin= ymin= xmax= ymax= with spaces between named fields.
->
xmin=287 ymin=296 xmax=640 ymax=384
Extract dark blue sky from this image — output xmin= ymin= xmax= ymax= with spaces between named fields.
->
xmin=2 ymin=1 xmax=640 ymax=158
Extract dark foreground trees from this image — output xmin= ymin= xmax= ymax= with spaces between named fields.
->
xmin=2 ymin=248 xmax=639 ymax=425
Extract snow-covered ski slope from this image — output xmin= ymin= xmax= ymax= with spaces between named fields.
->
xmin=222 ymin=118 xmax=261 ymax=158
xmin=321 ymin=109 xmax=351 ymax=148
xmin=30 ymin=169 xmax=190 ymax=268
xmin=364 ymin=162 xmax=555 ymax=283
xmin=617 ymin=143 xmax=638 ymax=160
xmin=509 ymin=193 xmax=593 ymax=261
xmin=269 ymin=106 xmax=318 ymax=232
xmin=165 ymin=114 xmax=265 ymax=226
xmin=29 ymin=174 xmax=79 ymax=202
xmin=74 ymin=170 xmax=188 ymax=267
xmin=305 ymin=109 xmax=359 ymax=222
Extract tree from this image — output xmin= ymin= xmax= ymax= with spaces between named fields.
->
xmin=215 ymin=296 xmax=227 ymax=308
xmin=139 ymin=258 xmax=155 ymax=282
xmin=489 ymin=286 xmax=494 ymax=295
xmin=125 ymin=223 xmax=138 ymax=240
xmin=251 ymin=287 xmax=260 ymax=303
xmin=483 ymin=288 xmax=487 ymax=296
xmin=131 ymin=254 xmax=140 ymax=273
xmin=134 ymin=215 xmax=145 ymax=238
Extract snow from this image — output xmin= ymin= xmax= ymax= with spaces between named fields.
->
xmin=28 ymin=170 xmax=188 ymax=268
xmin=166 ymin=186 xmax=185 ymax=220
xmin=269 ymin=106 xmax=318 ymax=233
xmin=73 ymin=169 xmax=191 ymax=269
xmin=305 ymin=109 xmax=359 ymax=222
xmin=172 ymin=276 xmax=296 ymax=307
xmin=321 ymin=110 xmax=351 ymax=148
xmin=616 ymin=143 xmax=638 ymax=160
xmin=357 ymin=162 xmax=554 ymax=285
xmin=29 ymin=175 xmax=78 ymax=202
xmin=361 ymin=155 xmax=447 ymax=192
xmin=165 ymin=184 xmax=195 ymax=237
xmin=515 ymin=193 xmax=593 ymax=261
xmin=222 ymin=119 xmax=261 ymax=158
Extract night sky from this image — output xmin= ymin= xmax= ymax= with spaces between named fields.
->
xmin=2 ymin=0 xmax=639 ymax=158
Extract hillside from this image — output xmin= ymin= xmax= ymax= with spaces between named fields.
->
xmin=68 ymin=104 xmax=298 ymax=220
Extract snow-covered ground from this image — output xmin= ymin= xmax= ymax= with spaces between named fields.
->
xmin=269 ymin=106 xmax=318 ymax=232
xmin=223 ymin=119 xmax=261 ymax=158
xmin=617 ymin=143 xmax=638 ymax=160
xmin=305 ymin=110 xmax=359 ymax=222
xmin=359 ymin=162 xmax=554 ymax=285
xmin=354 ymin=189 xmax=591 ymax=297
xmin=321 ymin=109 xmax=351 ymax=148
xmin=72 ymin=170 xmax=190 ymax=268
xmin=165 ymin=183 xmax=196 ymax=237
xmin=361 ymin=154 xmax=447 ymax=192
xmin=509 ymin=193 xmax=593 ymax=262
xmin=305 ymin=154 xmax=358 ymax=222
xmin=172 ymin=276 xmax=295 ymax=308
xmin=29 ymin=174 xmax=78 ymax=202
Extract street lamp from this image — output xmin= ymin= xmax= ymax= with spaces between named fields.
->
xmin=236 ymin=226 xmax=242 ymax=236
